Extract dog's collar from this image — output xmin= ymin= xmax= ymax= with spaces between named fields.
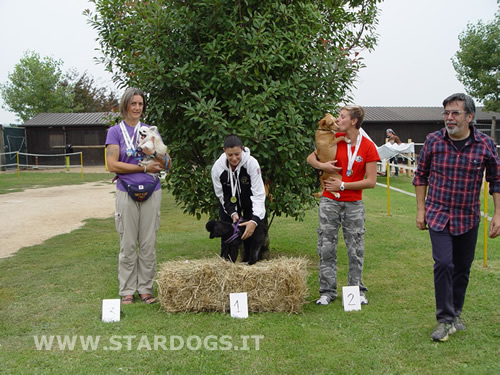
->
xmin=224 ymin=218 xmax=242 ymax=244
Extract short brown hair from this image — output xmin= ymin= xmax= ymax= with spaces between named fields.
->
xmin=342 ymin=105 xmax=365 ymax=129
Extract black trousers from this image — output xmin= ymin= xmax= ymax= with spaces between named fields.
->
xmin=429 ymin=225 xmax=478 ymax=323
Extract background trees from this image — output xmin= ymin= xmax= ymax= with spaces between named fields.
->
xmin=0 ymin=51 xmax=118 ymax=123
xmin=452 ymin=12 xmax=499 ymax=112
xmin=89 ymin=0 xmax=381 ymax=221
xmin=0 ymin=51 xmax=73 ymax=122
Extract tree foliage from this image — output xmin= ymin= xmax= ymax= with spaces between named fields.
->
xmin=452 ymin=12 xmax=500 ymax=112
xmin=0 ymin=51 xmax=74 ymax=122
xmin=66 ymin=70 xmax=119 ymax=112
xmin=88 ymin=0 xmax=381 ymax=221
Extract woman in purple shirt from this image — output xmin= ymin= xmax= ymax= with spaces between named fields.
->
xmin=105 ymin=88 xmax=171 ymax=305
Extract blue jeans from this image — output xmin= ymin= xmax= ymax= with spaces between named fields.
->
xmin=429 ymin=225 xmax=478 ymax=323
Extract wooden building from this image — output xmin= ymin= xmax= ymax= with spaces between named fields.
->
xmin=21 ymin=112 xmax=118 ymax=167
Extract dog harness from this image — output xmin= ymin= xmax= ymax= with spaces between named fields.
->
xmin=224 ymin=218 xmax=242 ymax=244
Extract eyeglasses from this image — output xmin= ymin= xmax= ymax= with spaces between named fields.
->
xmin=441 ymin=110 xmax=467 ymax=117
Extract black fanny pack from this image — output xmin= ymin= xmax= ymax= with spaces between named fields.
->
xmin=118 ymin=176 xmax=158 ymax=202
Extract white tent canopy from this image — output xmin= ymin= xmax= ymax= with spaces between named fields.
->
xmin=377 ymin=142 xmax=415 ymax=160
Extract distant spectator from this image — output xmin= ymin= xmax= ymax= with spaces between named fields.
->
xmin=386 ymin=129 xmax=401 ymax=176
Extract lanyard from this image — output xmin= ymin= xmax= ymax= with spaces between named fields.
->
xmin=120 ymin=121 xmax=140 ymax=156
xmin=346 ymin=134 xmax=362 ymax=177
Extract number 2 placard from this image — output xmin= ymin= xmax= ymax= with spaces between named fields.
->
xmin=229 ymin=292 xmax=248 ymax=319
xmin=342 ymin=286 xmax=361 ymax=311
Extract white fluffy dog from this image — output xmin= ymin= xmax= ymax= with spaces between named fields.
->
xmin=137 ymin=125 xmax=168 ymax=169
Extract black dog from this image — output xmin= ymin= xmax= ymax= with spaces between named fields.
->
xmin=205 ymin=219 xmax=269 ymax=265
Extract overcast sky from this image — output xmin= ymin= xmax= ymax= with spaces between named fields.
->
xmin=0 ymin=0 xmax=498 ymax=125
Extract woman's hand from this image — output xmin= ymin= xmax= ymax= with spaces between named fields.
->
xmin=324 ymin=177 xmax=341 ymax=193
xmin=239 ymin=221 xmax=256 ymax=240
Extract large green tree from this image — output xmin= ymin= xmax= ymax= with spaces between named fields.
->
xmin=452 ymin=12 xmax=500 ymax=112
xmin=0 ymin=51 xmax=74 ymax=122
xmin=88 ymin=0 xmax=381 ymax=221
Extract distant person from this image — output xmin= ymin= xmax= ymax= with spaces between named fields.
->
xmin=386 ymin=128 xmax=401 ymax=145
xmin=105 ymin=87 xmax=171 ymax=305
xmin=386 ymin=128 xmax=401 ymax=176
xmin=307 ymin=105 xmax=380 ymax=306
xmin=413 ymin=93 xmax=500 ymax=342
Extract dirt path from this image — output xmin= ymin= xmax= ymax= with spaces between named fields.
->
xmin=0 ymin=181 xmax=116 ymax=259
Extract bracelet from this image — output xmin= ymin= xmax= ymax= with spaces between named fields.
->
xmin=144 ymin=165 xmax=147 ymax=173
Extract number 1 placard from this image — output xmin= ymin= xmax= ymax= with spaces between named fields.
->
xmin=342 ymin=286 xmax=361 ymax=311
xmin=229 ymin=292 xmax=248 ymax=319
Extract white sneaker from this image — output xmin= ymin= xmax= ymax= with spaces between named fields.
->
xmin=360 ymin=295 xmax=368 ymax=305
xmin=316 ymin=295 xmax=331 ymax=305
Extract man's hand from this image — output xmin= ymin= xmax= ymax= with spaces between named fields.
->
xmin=489 ymin=214 xmax=500 ymax=238
xmin=416 ymin=209 xmax=427 ymax=230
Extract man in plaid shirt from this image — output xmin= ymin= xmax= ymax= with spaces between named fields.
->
xmin=413 ymin=93 xmax=500 ymax=342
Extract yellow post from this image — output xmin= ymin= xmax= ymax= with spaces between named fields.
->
xmin=386 ymin=161 xmax=390 ymax=216
xmin=80 ymin=152 xmax=84 ymax=180
xmin=16 ymin=152 xmax=20 ymax=179
xmin=104 ymin=148 xmax=108 ymax=171
xmin=483 ymin=182 xmax=488 ymax=268
xmin=65 ymin=156 xmax=70 ymax=171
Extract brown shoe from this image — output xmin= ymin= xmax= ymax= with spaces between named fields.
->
xmin=121 ymin=295 xmax=134 ymax=305
xmin=139 ymin=294 xmax=157 ymax=304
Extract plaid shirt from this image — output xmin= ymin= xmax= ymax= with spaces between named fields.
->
xmin=413 ymin=126 xmax=500 ymax=235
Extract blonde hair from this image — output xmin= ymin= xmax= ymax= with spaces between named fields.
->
xmin=342 ymin=105 xmax=365 ymax=129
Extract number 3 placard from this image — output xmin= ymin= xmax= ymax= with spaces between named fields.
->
xmin=230 ymin=292 xmax=248 ymax=319
xmin=342 ymin=286 xmax=361 ymax=311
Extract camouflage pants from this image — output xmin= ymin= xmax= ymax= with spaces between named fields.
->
xmin=317 ymin=196 xmax=367 ymax=299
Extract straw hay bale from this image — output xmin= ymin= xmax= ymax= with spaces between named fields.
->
xmin=156 ymin=256 xmax=310 ymax=313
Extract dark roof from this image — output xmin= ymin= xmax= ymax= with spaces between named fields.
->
xmin=364 ymin=107 xmax=499 ymax=123
xmin=21 ymin=108 xmax=499 ymax=126
xmin=22 ymin=112 xmax=119 ymax=127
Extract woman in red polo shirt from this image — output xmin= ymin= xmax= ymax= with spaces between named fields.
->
xmin=307 ymin=105 xmax=379 ymax=306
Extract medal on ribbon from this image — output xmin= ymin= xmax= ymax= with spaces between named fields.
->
xmin=346 ymin=134 xmax=362 ymax=179
xmin=229 ymin=163 xmax=239 ymax=205
xmin=120 ymin=121 xmax=141 ymax=158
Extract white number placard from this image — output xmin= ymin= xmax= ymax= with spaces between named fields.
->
xmin=101 ymin=299 xmax=121 ymax=323
xmin=342 ymin=286 xmax=361 ymax=311
xmin=229 ymin=292 xmax=248 ymax=319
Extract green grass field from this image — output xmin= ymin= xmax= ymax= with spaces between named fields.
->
xmin=0 ymin=173 xmax=498 ymax=374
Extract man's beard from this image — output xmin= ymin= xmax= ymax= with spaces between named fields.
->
xmin=445 ymin=123 xmax=458 ymax=135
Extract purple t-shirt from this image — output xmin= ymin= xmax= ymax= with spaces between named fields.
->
xmin=105 ymin=122 xmax=161 ymax=192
